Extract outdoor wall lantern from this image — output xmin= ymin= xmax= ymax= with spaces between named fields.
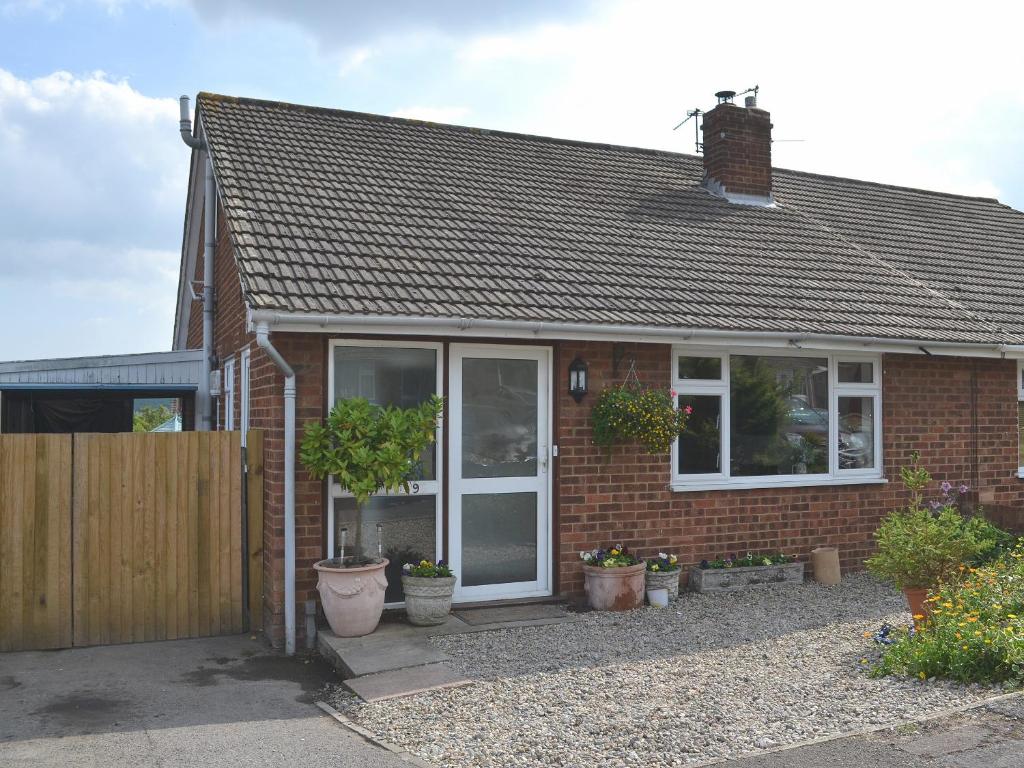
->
xmin=568 ymin=356 xmax=589 ymax=403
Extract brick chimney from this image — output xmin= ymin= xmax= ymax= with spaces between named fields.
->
xmin=701 ymin=92 xmax=773 ymax=204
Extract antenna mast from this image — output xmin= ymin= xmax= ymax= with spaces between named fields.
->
xmin=672 ymin=108 xmax=703 ymax=154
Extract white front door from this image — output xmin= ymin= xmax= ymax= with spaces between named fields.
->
xmin=449 ymin=345 xmax=552 ymax=602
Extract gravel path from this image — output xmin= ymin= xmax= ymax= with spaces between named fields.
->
xmin=328 ymin=574 xmax=999 ymax=767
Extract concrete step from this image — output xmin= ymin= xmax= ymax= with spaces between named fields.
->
xmin=344 ymin=663 xmax=473 ymax=703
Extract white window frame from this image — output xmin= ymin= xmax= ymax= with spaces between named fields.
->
xmin=1017 ymin=360 xmax=1024 ymax=476
xmin=240 ymin=348 xmax=250 ymax=445
xmin=671 ymin=346 xmax=884 ymax=491
xmin=325 ymin=339 xmax=444 ymax=602
xmin=223 ymin=357 xmax=236 ymax=432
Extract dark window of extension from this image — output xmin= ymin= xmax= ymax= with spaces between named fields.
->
xmin=0 ymin=391 xmax=191 ymax=434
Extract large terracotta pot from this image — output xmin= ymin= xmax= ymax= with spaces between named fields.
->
xmin=645 ymin=568 xmax=682 ymax=601
xmin=314 ymin=558 xmax=389 ymax=637
xmin=402 ymin=575 xmax=456 ymax=626
xmin=902 ymin=586 xmax=931 ymax=626
xmin=583 ymin=563 xmax=646 ymax=611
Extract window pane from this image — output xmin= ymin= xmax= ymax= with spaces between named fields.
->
xmin=462 ymin=492 xmax=537 ymax=586
xmin=838 ymin=361 xmax=874 ymax=383
xmin=730 ymin=355 xmax=829 ymax=476
xmin=678 ymin=356 xmax=722 ymax=380
xmin=333 ymin=346 xmax=437 ymax=480
xmin=839 ymin=396 xmax=875 ymax=470
xmin=678 ymin=394 xmax=721 ymax=474
xmin=334 ymin=495 xmax=436 ymax=603
xmin=461 ymin=358 xmax=538 ymax=479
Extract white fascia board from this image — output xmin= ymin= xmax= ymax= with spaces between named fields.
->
xmin=247 ymin=309 xmax=1021 ymax=359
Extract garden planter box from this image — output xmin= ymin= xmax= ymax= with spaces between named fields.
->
xmin=689 ymin=562 xmax=804 ymax=593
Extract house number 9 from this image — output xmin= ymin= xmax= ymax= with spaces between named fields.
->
xmin=410 ymin=483 xmax=420 ymax=494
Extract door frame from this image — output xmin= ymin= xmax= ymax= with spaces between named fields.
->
xmin=447 ymin=343 xmax=554 ymax=602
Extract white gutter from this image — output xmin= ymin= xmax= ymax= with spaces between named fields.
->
xmin=179 ymin=95 xmax=215 ymax=431
xmin=254 ymin=322 xmax=297 ymax=656
xmin=248 ymin=310 xmax=1019 ymax=358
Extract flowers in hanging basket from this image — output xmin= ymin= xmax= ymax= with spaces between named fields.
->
xmin=645 ymin=552 xmax=680 ymax=572
xmin=403 ymin=559 xmax=453 ymax=578
xmin=580 ymin=545 xmax=640 ymax=568
xmin=591 ymin=384 xmax=690 ymax=455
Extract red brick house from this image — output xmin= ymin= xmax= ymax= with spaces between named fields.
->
xmin=172 ymin=91 xmax=1024 ymax=654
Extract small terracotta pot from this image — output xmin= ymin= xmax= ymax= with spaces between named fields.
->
xmin=902 ymin=586 xmax=931 ymax=625
xmin=583 ymin=562 xmax=646 ymax=611
xmin=314 ymin=558 xmax=389 ymax=637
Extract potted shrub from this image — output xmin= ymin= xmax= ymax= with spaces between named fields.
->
xmin=301 ymin=395 xmax=443 ymax=637
xmin=645 ymin=552 xmax=682 ymax=602
xmin=580 ymin=545 xmax=646 ymax=610
xmin=866 ymin=452 xmax=1008 ymax=622
xmin=402 ymin=559 xmax=456 ymax=626
xmin=689 ymin=552 xmax=803 ymax=593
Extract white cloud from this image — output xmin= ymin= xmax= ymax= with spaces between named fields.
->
xmin=0 ymin=69 xmax=188 ymax=358
xmin=453 ymin=0 xmax=1024 ymax=201
xmin=338 ymin=46 xmax=374 ymax=78
xmin=390 ymin=105 xmax=471 ymax=124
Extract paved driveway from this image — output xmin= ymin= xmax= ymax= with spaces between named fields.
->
xmin=0 ymin=634 xmax=406 ymax=768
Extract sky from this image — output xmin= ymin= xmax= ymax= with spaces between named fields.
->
xmin=1 ymin=0 xmax=1023 ymax=360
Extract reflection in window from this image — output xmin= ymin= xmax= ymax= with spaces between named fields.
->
xmin=678 ymin=356 xmax=722 ymax=380
xmin=730 ymin=355 xmax=829 ymax=476
xmin=333 ymin=345 xmax=437 ymax=480
xmin=678 ymin=394 xmax=721 ymax=474
xmin=461 ymin=358 xmax=538 ymax=479
xmin=334 ymin=495 xmax=436 ymax=603
xmin=838 ymin=361 xmax=874 ymax=383
xmin=839 ymin=396 xmax=875 ymax=469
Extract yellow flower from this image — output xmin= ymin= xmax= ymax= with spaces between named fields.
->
xmin=974 ymin=631 xmax=983 ymax=637
xmin=962 ymin=645 xmax=969 ymax=651
xmin=918 ymin=672 xmax=927 ymax=680
xmin=610 ymin=549 xmax=620 ymax=556
xmin=967 ymin=616 xmax=979 ymax=623
xmin=913 ymin=614 xmax=925 ymax=620
xmin=651 ymin=564 xmax=660 ymax=572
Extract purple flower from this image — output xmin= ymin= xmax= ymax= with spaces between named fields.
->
xmin=940 ymin=480 xmax=952 ymax=494
xmin=959 ymin=484 xmax=970 ymax=494
xmin=930 ymin=500 xmax=942 ymax=510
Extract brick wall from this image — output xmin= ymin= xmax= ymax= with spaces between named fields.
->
xmin=185 ymin=217 xmax=1024 ymax=643
xmin=555 ymin=342 xmax=1024 ymax=596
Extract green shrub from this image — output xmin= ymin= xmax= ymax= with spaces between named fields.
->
xmin=865 ymin=453 xmax=1008 ymax=590
xmin=873 ymin=545 xmax=1024 ymax=686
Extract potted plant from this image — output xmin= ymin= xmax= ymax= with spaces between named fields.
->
xmin=645 ymin=552 xmax=682 ymax=602
xmin=301 ymin=395 xmax=443 ymax=637
xmin=580 ymin=545 xmax=646 ymax=610
xmin=402 ymin=559 xmax=456 ymax=626
xmin=689 ymin=552 xmax=803 ymax=593
xmin=866 ymin=452 xmax=1007 ymax=622
xmin=591 ymin=383 xmax=690 ymax=456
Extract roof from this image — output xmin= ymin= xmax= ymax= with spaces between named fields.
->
xmin=0 ymin=350 xmax=203 ymax=389
xmin=195 ymin=93 xmax=1024 ymax=345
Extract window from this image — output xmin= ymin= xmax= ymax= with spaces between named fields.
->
xmin=1018 ymin=361 xmax=1024 ymax=475
xmin=222 ymin=357 xmax=235 ymax=431
xmin=327 ymin=341 xmax=443 ymax=604
xmin=240 ymin=348 xmax=250 ymax=445
xmin=672 ymin=348 xmax=882 ymax=490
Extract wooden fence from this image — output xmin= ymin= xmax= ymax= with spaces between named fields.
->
xmin=0 ymin=431 xmax=262 ymax=652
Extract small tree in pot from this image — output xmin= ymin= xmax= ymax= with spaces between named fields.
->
xmin=866 ymin=452 xmax=1009 ymax=624
xmin=301 ymin=395 xmax=443 ymax=637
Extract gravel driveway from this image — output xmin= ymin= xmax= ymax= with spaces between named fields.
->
xmin=330 ymin=574 xmax=1001 ymax=767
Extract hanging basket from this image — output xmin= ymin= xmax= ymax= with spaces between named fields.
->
xmin=591 ymin=383 xmax=689 ymax=455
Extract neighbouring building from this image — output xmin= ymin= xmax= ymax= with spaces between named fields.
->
xmin=171 ymin=91 xmax=1024 ymax=652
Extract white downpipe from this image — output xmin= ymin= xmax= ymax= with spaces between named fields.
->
xmin=179 ymin=95 xmax=215 ymax=431
xmin=255 ymin=322 xmax=297 ymax=656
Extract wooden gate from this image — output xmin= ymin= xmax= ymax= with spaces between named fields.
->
xmin=0 ymin=431 xmax=262 ymax=651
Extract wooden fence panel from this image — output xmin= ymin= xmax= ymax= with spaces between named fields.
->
xmin=0 ymin=435 xmax=72 ymax=652
xmin=72 ymin=432 xmax=247 ymax=646
xmin=245 ymin=431 xmax=264 ymax=631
